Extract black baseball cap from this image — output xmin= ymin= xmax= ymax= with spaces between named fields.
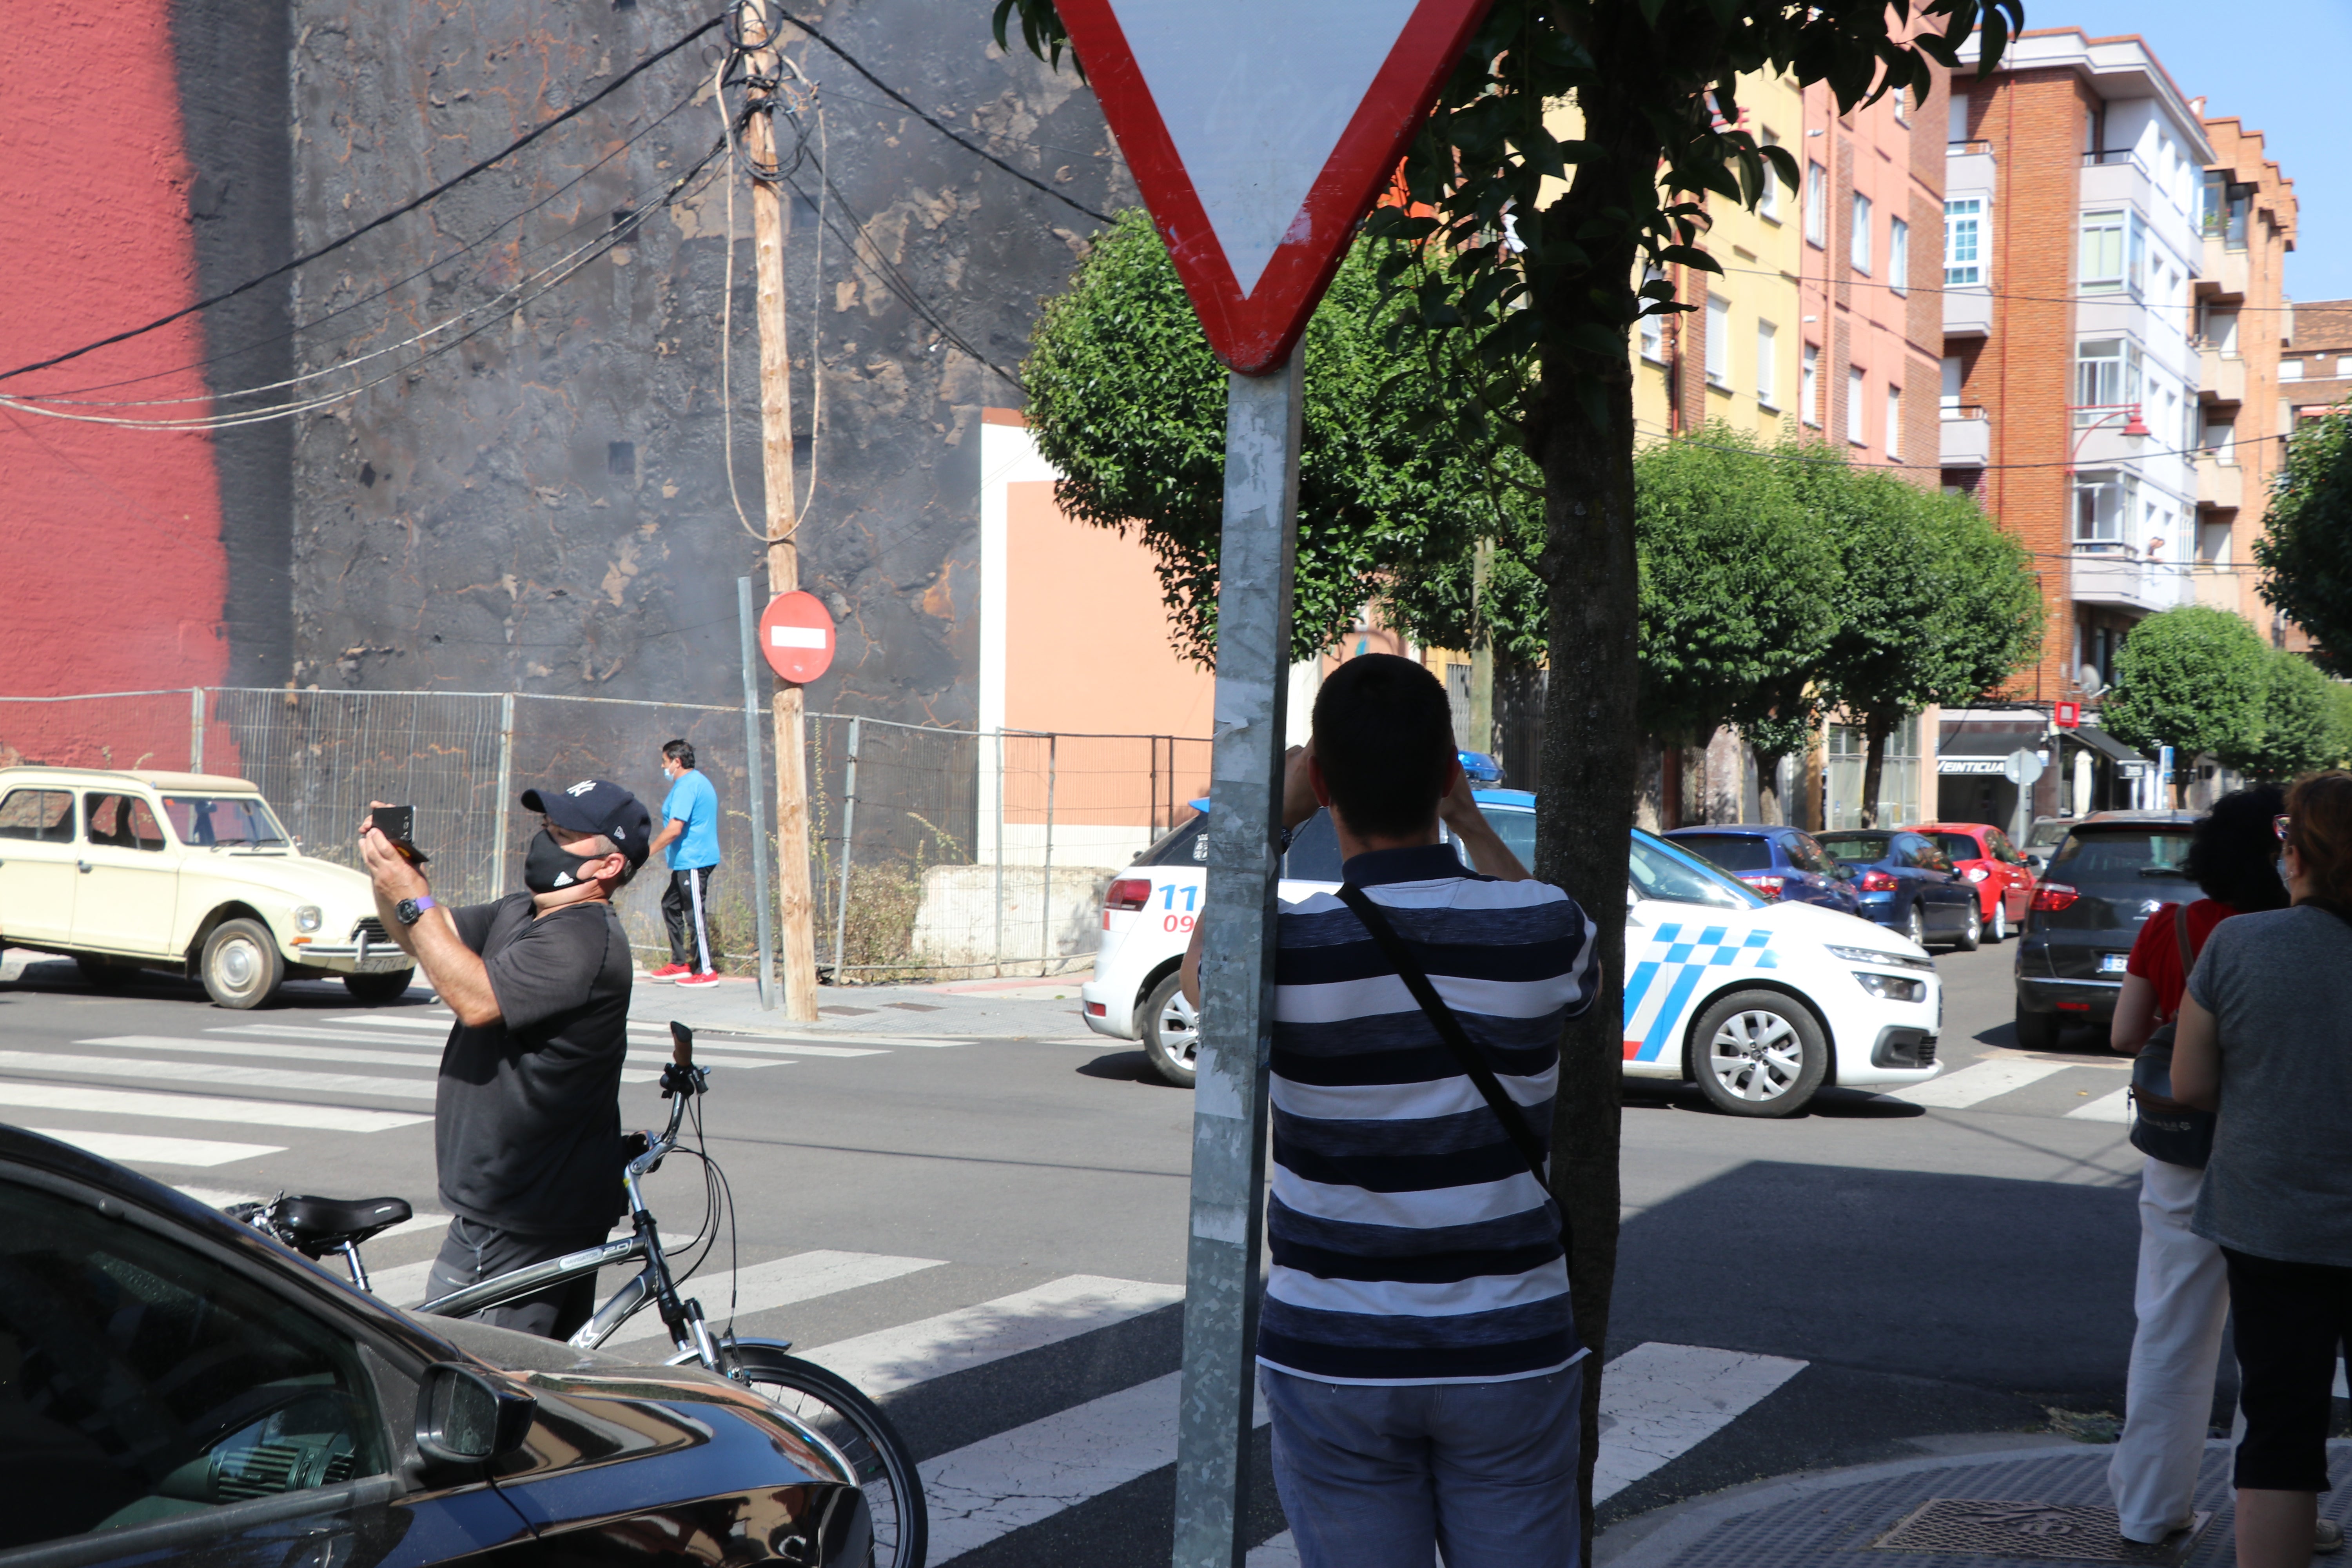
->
xmin=521 ymin=779 xmax=654 ymax=866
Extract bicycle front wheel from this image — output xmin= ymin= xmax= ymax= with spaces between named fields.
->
xmin=720 ymin=1343 xmax=927 ymax=1568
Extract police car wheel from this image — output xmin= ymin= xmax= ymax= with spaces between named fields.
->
xmin=1142 ymin=971 xmax=1200 ymax=1089
xmin=1690 ymin=991 xmax=1827 ymax=1118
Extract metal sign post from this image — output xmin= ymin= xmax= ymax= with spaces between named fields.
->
xmin=1172 ymin=353 xmax=1302 ymax=1568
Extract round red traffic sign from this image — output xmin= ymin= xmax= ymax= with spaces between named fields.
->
xmin=759 ymin=590 xmax=836 ymax=684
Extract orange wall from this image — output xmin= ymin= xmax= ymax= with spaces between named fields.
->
xmin=1004 ymin=479 xmax=1216 ymax=739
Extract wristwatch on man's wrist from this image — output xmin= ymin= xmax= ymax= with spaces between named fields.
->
xmin=394 ymin=895 xmax=437 ymax=927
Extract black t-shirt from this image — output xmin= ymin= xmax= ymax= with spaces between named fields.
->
xmin=434 ymin=894 xmax=633 ymax=1236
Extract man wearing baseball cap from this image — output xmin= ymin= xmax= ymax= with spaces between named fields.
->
xmin=359 ymin=777 xmax=653 ymax=1338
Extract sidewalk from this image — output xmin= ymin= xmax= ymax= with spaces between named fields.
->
xmin=1598 ymin=1436 xmax=2352 ymax=1568
xmin=629 ymin=967 xmax=1103 ymax=1044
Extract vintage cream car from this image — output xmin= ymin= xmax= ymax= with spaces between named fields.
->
xmin=0 ymin=766 xmax=412 ymax=1009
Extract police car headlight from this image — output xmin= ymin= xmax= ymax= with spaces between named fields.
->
xmin=294 ymin=905 xmax=324 ymax=933
xmin=1852 ymin=971 xmax=1926 ymax=1003
xmin=1825 ymin=944 xmax=1935 ymax=971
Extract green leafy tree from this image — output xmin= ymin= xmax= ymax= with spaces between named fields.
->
xmin=994 ymin=0 xmax=2020 ymax=1530
xmin=1633 ymin=426 xmax=1838 ymax=747
xmin=2225 ymin=647 xmax=2337 ymax=782
xmin=2101 ymin=606 xmax=2270 ymax=805
xmin=2328 ymin=680 xmax=2352 ymax=768
xmin=1022 ymin=209 xmax=1534 ymax=666
xmin=2255 ymin=410 xmax=2352 ymax=670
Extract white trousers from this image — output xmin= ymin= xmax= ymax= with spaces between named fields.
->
xmin=2108 ymin=1156 xmax=2229 ymax=1543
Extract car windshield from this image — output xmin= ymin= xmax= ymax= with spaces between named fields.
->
xmin=2048 ymin=828 xmax=2195 ymax=880
xmin=1817 ymin=832 xmax=1894 ymax=865
xmin=162 ymin=795 xmax=288 ymax=848
xmin=1670 ymin=833 xmax=1773 ymax=872
xmin=1630 ymin=830 xmax=1765 ymax=910
xmin=1921 ymin=831 xmax=1983 ymax=862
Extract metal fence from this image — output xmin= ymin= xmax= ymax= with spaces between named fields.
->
xmin=0 ymin=688 xmax=1210 ymax=982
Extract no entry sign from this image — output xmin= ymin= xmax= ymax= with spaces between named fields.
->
xmin=1056 ymin=0 xmax=1494 ymax=374
xmin=758 ymin=590 xmax=835 ymax=684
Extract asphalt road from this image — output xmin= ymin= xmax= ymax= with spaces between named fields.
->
xmin=0 ymin=933 xmax=2155 ymax=1561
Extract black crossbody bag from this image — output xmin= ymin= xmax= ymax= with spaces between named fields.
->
xmin=1334 ymin=885 xmax=1572 ymax=1255
xmin=2128 ymin=905 xmax=2216 ymax=1169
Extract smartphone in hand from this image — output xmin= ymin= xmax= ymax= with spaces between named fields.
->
xmin=373 ymin=806 xmax=430 ymax=866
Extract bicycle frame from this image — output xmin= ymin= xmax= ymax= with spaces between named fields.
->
xmin=414 ymin=1031 xmax=727 ymax=1368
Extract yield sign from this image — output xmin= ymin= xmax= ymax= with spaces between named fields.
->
xmin=1058 ymin=0 xmax=1492 ymax=375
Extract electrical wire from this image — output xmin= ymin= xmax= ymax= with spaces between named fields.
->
xmin=0 ymin=12 xmax=731 ymax=386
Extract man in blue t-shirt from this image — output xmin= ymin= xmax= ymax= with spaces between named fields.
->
xmin=649 ymin=740 xmax=721 ymax=985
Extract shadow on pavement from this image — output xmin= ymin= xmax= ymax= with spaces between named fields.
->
xmin=1075 ymin=1049 xmax=1183 ymax=1087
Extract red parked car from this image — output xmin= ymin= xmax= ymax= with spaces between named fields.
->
xmin=1902 ymin=821 xmax=2039 ymax=942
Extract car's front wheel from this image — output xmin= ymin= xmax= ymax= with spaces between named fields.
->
xmin=2013 ymin=1002 xmax=2061 ymax=1052
xmin=342 ymin=969 xmax=416 ymax=1004
xmin=1141 ymin=971 xmax=1200 ymax=1088
xmin=1989 ymin=898 xmax=2009 ymax=943
xmin=1904 ymin=902 xmax=1928 ymax=949
xmin=1950 ymin=901 xmax=1982 ymax=953
xmin=201 ymin=918 xmax=285 ymax=1010
xmin=1690 ymin=990 xmax=1828 ymax=1117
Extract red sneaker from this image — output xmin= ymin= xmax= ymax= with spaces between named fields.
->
xmin=675 ymin=970 xmax=722 ymax=987
xmin=646 ymin=962 xmax=691 ymax=980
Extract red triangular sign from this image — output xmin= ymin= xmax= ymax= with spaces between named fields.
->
xmin=1058 ymin=0 xmax=1494 ymax=376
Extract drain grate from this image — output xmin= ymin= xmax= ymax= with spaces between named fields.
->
xmin=1871 ymin=1500 xmax=2211 ymax=1565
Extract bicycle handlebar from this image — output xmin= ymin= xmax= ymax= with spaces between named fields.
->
xmin=670 ymin=1019 xmax=694 ymax=1071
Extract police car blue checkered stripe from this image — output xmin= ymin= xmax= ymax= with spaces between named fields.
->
xmin=1624 ymin=922 xmax=1780 ymax=1063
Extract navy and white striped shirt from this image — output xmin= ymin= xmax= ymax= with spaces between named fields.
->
xmin=1257 ymin=843 xmax=1599 ymax=1386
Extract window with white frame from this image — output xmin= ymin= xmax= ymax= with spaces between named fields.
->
xmin=1886 ymin=385 xmax=1902 ymax=459
xmin=2074 ymin=338 xmax=2143 ymax=415
xmin=1705 ymin=294 xmax=1730 ymax=386
xmin=1941 ymin=355 xmax=1963 ymax=410
xmin=1759 ymin=130 xmax=1782 ymax=221
xmin=1756 ymin=321 xmax=1778 ymax=406
xmin=2339 ymin=356 xmax=2352 ymax=378
xmin=1805 ymin=163 xmax=1827 ymax=247
xmin=1639 ymin=308 xmax=1664 ymax=364
xmin=2081 ymin=209 xmax=2149 ymax=295
xmin=1851 ymin=193 xmax=1873 ymax=272
xmin=1944 ymin=198 xmax=1983 ymax=285
xmin=2073 ymin=471 xmax=2136 ymax=546
xmin=2280 ymin=359 xmax=2305 ymax=381
xmin=1887 ymin=217 xmax=1909 ymax=293
xmin=1847 ymin=367 xmax=1867 ymax=444
xmin=1802 ymin=343 xmax=1820 ymax=426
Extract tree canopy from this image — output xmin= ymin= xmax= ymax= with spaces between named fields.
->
xmin=2229 ymin=647 xmax=2340 ymax=782
xmin=2255 ymin=410 xmax=2352 ymax=671
xmin=1021 ymin=209 xmax=1535 ymax=667
xmin=2101 ymin=605 xmax=2270 ymax=800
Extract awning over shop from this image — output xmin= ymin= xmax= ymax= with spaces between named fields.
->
xmin=2065 ymin=725 xmax=2149 ymax=767
xmin=1937 ymin=717 xmax=2048 ymax=776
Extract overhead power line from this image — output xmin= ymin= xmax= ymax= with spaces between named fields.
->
xmin=0 ymin=12 xmax=728 ymax=385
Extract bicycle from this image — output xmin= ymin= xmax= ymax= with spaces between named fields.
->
xmin=229 ymin=1021 xmax=927 ymax=1568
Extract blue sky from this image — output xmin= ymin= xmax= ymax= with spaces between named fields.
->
xmin=2024 ymin=0 xmax=2352 ymax=303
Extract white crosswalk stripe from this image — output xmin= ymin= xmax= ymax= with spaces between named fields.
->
xmin=604 ymin=1249 xmax=947 ymax=1345
xmin=802 ymin=1274 xmax=1184 ymax=1396
xmin=320 ymin=1013 xmax=911 ymax=1056
xmin=31 ymin=1128 xmax=285 ymax=1166
xmin=2067 ymin=1086 xmax=2134 ymax=1123
xmin=0 ymin=1049 xmax=443 ymax=1100
xmin=1880 ymin=1058 xmax=2072 ymax=1108
xmin=0 ymin=1081 xmax=426 ymax=1132
xmin=1592 ymin=1342 xmax=1809 ymax=1503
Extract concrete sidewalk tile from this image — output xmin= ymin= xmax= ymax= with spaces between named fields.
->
xmin=1598 ymin=1439 xmax=2352 ymax=1568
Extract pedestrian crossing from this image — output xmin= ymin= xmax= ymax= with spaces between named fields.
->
xmin=1872 ymin=1054 xmax=2138 ymax=1123
xmin=0 ymin=1006 xmax=967 ymax=1172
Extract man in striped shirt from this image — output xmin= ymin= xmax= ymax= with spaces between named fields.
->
xmin=1183 ymin=654 xmax=1599 ymax=1566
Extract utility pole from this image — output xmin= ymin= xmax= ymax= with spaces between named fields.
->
xmin=1467 ymin=537 xmax=1495 ymax=762
xmin=741 ymin=2 xmax=818 ymax=1020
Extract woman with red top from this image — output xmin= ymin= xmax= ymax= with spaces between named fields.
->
xmin=2106 ymin=785 xmax=2295 ymax=1550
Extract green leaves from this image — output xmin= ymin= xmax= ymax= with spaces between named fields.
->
xmin=2101 ymin=606 xmax=2272 ymax=777
xmin=2255 ymin=410 xmax=2352 ymax=673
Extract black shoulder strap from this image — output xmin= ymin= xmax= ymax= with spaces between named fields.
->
xmin=1334 ymin=884 xmax=1570 ymax=1253
xmin=2174 ymin=903 xmax=2195 ymax=971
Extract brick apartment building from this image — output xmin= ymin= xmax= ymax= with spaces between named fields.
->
xmin=1938 ymin=29 xmax=2290 ymax=823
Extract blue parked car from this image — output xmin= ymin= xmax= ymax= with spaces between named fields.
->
xmin=1813 ymin=828 xmax=1980 ymax=951
xmin=1663 ymin=826 xmax=1862 ymax=916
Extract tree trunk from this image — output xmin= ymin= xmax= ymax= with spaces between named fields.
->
xmin=1858 ymin=712 xmax=1893 ymax=828
xmin=1755 ymin=746 xmax=1782 ymax=825
xmin=1532 ymin=297 xmax=1641 ymax=1559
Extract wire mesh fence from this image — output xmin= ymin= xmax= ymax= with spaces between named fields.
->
xmin=0 ymin=688 xmax=1211 ymax=982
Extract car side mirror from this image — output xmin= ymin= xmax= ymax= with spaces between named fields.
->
xmin=2026 ymin=855 xmax=2046 ymax=874
xmin=416 ymin=1363 xmax=537 ymax=1466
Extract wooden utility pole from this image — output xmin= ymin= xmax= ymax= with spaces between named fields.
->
xmin=741 ymin=4 xmax=818 ymax=1019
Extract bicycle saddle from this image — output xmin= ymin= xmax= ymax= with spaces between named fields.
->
xmin=274 ymin=1194 xmax=414 ymax=1255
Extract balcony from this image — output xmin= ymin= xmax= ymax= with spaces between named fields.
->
xmin=2199 ymin=345 xmax=2245 ymax=406
xmin=2072 ymin=545 xmax=2195 ymax=616
xmin=2197 ymin=236 xmax=2250 ymax=303
xmin=1940 ymin=405 xmax=1989 ymax=466
xmin=1944 ymin=288 xmax=1993 ymax=339
xmin=2195 ymin=452 xmax=2244 ymax=511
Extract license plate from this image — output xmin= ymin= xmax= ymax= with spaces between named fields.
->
xmin=2098 ymin=953 xmax=2129 ymax=975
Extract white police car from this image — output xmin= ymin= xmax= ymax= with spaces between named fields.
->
xmin=1078 ymin=789 xmax=1944 ymax=1116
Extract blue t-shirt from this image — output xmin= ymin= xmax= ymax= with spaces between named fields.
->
xmin=660 ymin=770 xmax=720 ymax=871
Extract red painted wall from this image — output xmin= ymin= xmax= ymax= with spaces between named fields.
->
xmin=0 ymin=0 xmax=228 ymax=767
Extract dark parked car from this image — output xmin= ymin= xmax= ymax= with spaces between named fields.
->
xmin=1813 ymin=829 xmax=1982 ymax=951
xmin=2013 ymin=810 xmax=2201 ymax=1050
xmin=1663 ymin=826 xmax=1862 ymax=916
xmin=0 ymin=1125 xmax=869 ymax=1566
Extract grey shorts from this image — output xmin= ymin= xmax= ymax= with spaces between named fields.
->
xmin=424 ymin=1215 xmax=612 ymax=1341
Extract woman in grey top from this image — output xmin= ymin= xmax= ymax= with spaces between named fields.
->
xmin=2175 ymin=771 xmax=2352 ymax=1568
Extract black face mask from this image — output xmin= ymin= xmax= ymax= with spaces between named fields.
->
xmin=523 ymin=829 xmax=610 ymax=894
